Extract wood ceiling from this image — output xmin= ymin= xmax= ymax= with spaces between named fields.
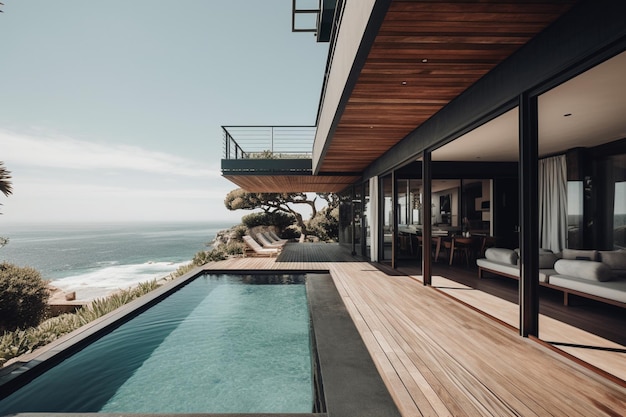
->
xmin=223 ymin=174 xmax=360 ymax=194
xmin=317 ymin=0 xmax=577 ymax=174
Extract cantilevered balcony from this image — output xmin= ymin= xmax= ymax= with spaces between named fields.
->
xmin=222 ymin=125 xmax=315 ymax=173
xmin=221 ymin=125 xmax=359 ymax=193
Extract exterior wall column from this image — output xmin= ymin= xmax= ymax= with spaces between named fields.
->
xmin=391 ymin=170 xmax=397 ymax=269
xmin=351 ymin=185 xmax=357 ymax=256
xmin=422 ymin=151 xmax=432 ymax=286
xmin=519 ymin=92 xmax=540 ymax=337
xmin=369 ymin=176 xmax=379 ymax=262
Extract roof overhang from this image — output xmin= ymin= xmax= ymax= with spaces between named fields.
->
xmin=313 ymin=0 xmax=578 ymax=176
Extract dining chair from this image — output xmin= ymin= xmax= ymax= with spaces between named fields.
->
xmin=449 ymin=236 xmax=473 ymax=266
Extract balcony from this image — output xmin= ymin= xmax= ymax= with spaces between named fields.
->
xmin=222 ymin=125 xmax=314 ymax=176
xmin=221 ymin=125 xmax=358 ymax=193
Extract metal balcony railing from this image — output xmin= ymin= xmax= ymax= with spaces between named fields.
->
xmin=222 ymin=126 xmax=316 ymax=160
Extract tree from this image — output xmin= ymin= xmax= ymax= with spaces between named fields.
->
xmin=224 ymin=189 xmax=339 ymax=238
xmin=0 ymin=161 xmax=12 ymax=215
xmin=0 ymin=162 xmax=12 ymax=248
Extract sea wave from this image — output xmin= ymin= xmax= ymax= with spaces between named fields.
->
xmin=49 ymin=260 xmax=190 ymax=301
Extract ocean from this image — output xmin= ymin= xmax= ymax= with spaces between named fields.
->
xmin=0 ymin=221 xmax=235 ymax=301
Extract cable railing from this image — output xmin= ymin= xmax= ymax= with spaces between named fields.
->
xmin=222 ymin=126 xmax=316 ymax=160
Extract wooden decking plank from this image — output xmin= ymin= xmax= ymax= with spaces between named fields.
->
xmin=380 ymin=278 xmax=550 ymax=416
xmin=429 ymin=274 xmax=626 ymax=382
xmin=332 ymin=265 xmax=470 ymax=416
xmin=383 ymin=276 xmax=598 ymax=417
xmin=332 ymin=266 xmax=428 ymax=416
xmin=343 ymin=272 xmax=519 ymax=417
xmin=336 ymin=275 xmax=424 ymax=416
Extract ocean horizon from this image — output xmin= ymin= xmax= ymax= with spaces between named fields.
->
xmin=0 ymin=221 xmax=237 ymax=301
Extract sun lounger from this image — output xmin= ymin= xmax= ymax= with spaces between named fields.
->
xmin=255 ymin=232 xmax=284 ymax=248
xmin=266 ymin=231 xmax=288 ymax=245
xmin=260 ymin=232 xmax=287 ymax=247
xmin=242 ymin=235 xmax=280 ymax=257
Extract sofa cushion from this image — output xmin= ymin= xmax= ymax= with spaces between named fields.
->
xmin=554 ymin=259 xmax=612 ymax=282
xmin=485 ymin=248 xmax=518 ymax=265
xmin=549 ymin=275 xmax=626 ymax=304
xmin=561 ymin=248 xmax=598 ymax=261
xmin=512 ymin=248 xmax=557 ymax=268
xmin=599 ymin=250 xmax=626 ymax=269
xmin=599 ymin=250 xmax=626 ymax=278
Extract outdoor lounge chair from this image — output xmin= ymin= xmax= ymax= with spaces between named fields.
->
xmin=242 ymin=235 xmax=280 ymax=257
xmin=260 ymin=232 xmax=287 ymax=247
xmin=267 ymin=231 xmax=288 ymax=245
xmin=255 ymin=232 xmax=285 ymax=249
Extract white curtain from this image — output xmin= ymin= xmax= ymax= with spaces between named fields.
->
xmin=369 ymin=176 xmax=379 ymax=262
xmin=539 ymin=155 xmax=568 ymax=252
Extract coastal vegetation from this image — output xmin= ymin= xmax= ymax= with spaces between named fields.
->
xmin=0 ymin=263 xmax=49 ymax=332
xmin=0 ymin=279 xmax=160 ymax=367
xmin=224 ymin=188 xmax=339 ymax=238
xmin=0 ymin=161 xmax=12 ymax=247
xmin=0 ymin=161 xmax=12 ymax=212
xmin=190 ymin=190 xmax=340 ymax=267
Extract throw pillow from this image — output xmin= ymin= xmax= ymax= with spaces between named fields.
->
xmin=485 ymin=248 xmax=518 ymax=265
xmin=554 ymin=259 xmax=612 ymax=282
xmin=599 ymin=250 xmax=626 ymax=278
xmin=561 ymin=248 xmax=599 ymax=261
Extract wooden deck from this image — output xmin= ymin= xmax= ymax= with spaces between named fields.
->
xmin=204 ymin=243 xmax=626 ymax=416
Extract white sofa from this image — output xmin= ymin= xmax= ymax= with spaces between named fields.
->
xmin=477 ymin=247 xmax=558 ymax=283
xmin=476 ymin=248 xmax=626 ymax=308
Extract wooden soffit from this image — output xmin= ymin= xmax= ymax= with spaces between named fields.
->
xmin=318 ymin=0 xmax=577 ymax=174
xmin=223 ymin=175 xmax=360 ymax=193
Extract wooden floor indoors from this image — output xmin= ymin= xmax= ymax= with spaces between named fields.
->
xmin=204 ymin=243 xmax=626 ymax=416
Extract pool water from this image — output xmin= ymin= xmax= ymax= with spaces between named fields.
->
xmin=0 ymin=274 xmax=313 ymax=414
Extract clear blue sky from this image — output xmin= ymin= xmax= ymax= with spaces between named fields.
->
xmin=0 ymin=0 xmax=328 ymax=223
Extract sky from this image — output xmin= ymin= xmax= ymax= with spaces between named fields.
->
xmin=0 ymin=0 xmax=328 ymax=224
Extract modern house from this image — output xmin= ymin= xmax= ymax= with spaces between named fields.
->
xmin=221 ymin=0 xmax=626 ymax=340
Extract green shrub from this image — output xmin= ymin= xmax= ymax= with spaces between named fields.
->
xmin=232 ymin=224 xmax=247 ymax=241
xmin=282 ymin=226 xmax=301 ymax=240
xmin=192 ymin=248 xmax=229 ymax=266
xmin=241 ymin=211 xmax=295 ymax=230
xmin=168 ymin=262 xmax=196 ymax=279
xmin=193 ymin=250 xmax=209 ymax=266
xmin=224 ymin=242 xmax=244 ymax=255
xmin=307 ymin=207 xmax=339 ymax=242
xmin=0 ymin=262 xmax=49 ymax=331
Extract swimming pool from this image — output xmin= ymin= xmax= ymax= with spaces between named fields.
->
xmin=0 ymin=273 xmax=314 ymax=414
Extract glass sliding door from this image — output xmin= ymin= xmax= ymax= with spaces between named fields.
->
xmin=364 ymin=181 xmax=371 ymax=258
xmin=381 ymin=174 xmax=394 ymax=263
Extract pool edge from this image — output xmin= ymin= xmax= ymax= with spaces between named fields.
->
xmin=1 ymin=268 xmax=401 ymax=417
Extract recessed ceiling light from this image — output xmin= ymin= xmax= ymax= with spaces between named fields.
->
xmin=422 ymin=58 xmax=428 ymax=63
xmin=401 ymin=81 xmax=407 ymax=85
xmin=564 ymin=113 xmax=572 ymax=117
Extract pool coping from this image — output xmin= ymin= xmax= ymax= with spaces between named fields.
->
xmin=0 ymin=268 xmax=401 ymax=417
